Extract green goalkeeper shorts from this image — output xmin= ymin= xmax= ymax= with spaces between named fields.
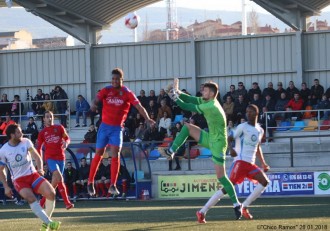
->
xmin=198 ymin=129 xmax=226 ymax=165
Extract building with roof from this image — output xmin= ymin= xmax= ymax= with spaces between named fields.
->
xmin=0 ymin=30 xmax=32 ymax=50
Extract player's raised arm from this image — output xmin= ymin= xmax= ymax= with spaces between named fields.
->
xmin=175 ymin=97 xmax=200 ymax=113
xmin=170 ymin=78 xmax=202 ymax=104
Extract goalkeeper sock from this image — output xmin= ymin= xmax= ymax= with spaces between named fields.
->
xmin=171 ymin=125 xmax=189 ymax=152
xmin=219 ymin=176 xmax=239 ymax=205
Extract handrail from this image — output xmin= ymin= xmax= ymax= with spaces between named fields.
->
xmin=0 ymin=99 xmax=71 ymax=131
xmin=264 ymin=108 xmax=330 ymax=143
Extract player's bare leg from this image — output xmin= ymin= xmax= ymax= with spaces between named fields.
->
xmin=20 ymin=187 xmax=61 ymax=230
xmin=242 ymin=171 xmax=269 ymax=219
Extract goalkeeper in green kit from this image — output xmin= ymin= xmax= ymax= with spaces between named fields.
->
xmin=161 ymin=78 xmax=242 ymax=220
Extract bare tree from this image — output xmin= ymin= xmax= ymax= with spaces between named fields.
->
xmin=248 ymin=8 xmax=259 ymax=34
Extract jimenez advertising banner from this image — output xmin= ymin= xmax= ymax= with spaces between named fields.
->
xmin=158 ymin=172 xmax=318 ymax=199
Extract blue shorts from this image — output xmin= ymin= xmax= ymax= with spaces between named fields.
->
xmin=47 ymin=159 xmax=65 ymax=175
xmin=96 ymin=123 xmax=123 ymax=149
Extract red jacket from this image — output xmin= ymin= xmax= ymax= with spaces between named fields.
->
xmin=286 ymin=98 xmax=304 ymax=111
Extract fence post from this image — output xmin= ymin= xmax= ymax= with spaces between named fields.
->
xmin=186 ymin=141 xmax=191 ymax=171
xmin=290 ymin=137 xmax=294 ymax=167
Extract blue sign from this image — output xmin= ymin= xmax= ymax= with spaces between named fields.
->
xmin=235 ymin=172 xmax=314 ymax=196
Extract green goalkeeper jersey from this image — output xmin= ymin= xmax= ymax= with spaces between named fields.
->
xmin=176 ymin=93 xmax=227 ymax=143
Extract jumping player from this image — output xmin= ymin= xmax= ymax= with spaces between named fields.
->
xmin=37 ymin=111 xmax=73 ymax=210
xmin=162 ymin=79 xmax=242 ymax=219
xmin=0 ymin=124 xmax=61 ymax=231
xmin=87 ymin=68 xmax=155 ymax=196
xmin=196 ymin=104 xmax=270 ymax=223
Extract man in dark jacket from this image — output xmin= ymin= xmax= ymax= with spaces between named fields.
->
xmin=76 ymin=157 xmax=90 ymax=197
xmin=51 ymin=85 xmax=68 ymax=128
xmin=64 ymin=162 xmax=78 ymax=199
xmin=248 ymin=82 xmax=262 ymax=102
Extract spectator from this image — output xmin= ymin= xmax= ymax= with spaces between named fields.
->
xmin=64 ymin=162 xmax=78 ymax=200
xmin=168 ymin=122 xmax=184 ymax=171
xmin=125 ymin=114 xmax=136 ymax=139
xmin=143 ymin=122 xmax=163 ymax=151
xmin=325 ymin=86 xmax=330 ymax=99
xmin=146 ymin=99 xmax=158 ymax=117
xmin=223 ymin=96 xmax=234 ymax=121
xmin=51 ymin=85 xmax=68 ymax=128
xmin=226 ymin=120 xmax=235 ymax=156
xmin=285 ymin=93 xmax=304 ymax=120
xmin=75 ymin=95 xmax=90 ymax=127
xmin=10 ymin=95 xmax=24 ymax=123
xmin=147 ymin=90 xmax=158 ymax=106
xmin=134 ymin=122 xmax=146 ymax=142
xmin=43 ymin=164 xmax=52 ymax=182
xmin=196 ymin=84 xmax=204 ymax=97
xmin=233 ymin=94 xmax=248 ymax=124
xmin=0 ymin=114 xmax=16 ymax=136
xmin=248 ymin=82 xmax=262 ymax=102
xmin=286 ymin=81 xmax=299 ymax=99
xmin=146 ymin=112 xmax=157 ymax=129
xmin=259 ymin=106 xmax=276 ymax=142
xmin=31 ymin=89 xmax=45 ymax=115
xmin=95 ymin=158 xmax=111 ymax=197
xmin=310 ymin=79 xmax=324 ymax=103
xmin=300 ymin=82 xmax=311 ymax=108
xmin=262 ymin=82 xmax=276 ymax=99
xmin=134 ymin=113 xmax=145 ymax=129
xmin=158 ymin=111 xmax=172 ymax=137
xmin=0 ymin=93 xmax=11 ymax=116
xmin=157 ymin=88 xmax=171 ymax=107
xmin=189 ymin=111 xmax=207 ymax=130
xmin=24 ymin=117 xmax=38 ymax=144
xmin=316 ymin=94 xmax=330 ymax=118
xmin=262 ymin=94 xmax=275 ymax=112
xmin=90 ymin=100 xmax=102 ymax=127
xmin=157 ymin=99 xmax=172 ymax=122
xmin=83 ymin=124 xmax=97 ymax=143
xmin=122 ymin=123 xmax=131 ymax=142
xmin=274 ymin=92 xmax=289 ymax=121
xmin=250 ymin=93 xmax=263 ymax=115
xmin=76 ymin=157 xmax=90 ymax=197
xmin=41 ymin=93 xmax=55 ymax=112
xmin=222 ymin=85 xmax=236 ymax=102
xmin=234 ymin=82 xmax=247 ymax=101
xmin=137 ymin=90 xmax=149 ymax=109
xmin=275 ymin=82 xmax=287 ymax=101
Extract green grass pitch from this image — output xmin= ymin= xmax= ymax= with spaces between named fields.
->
xmin=0 ymin=197 xmax=329 ymax=231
